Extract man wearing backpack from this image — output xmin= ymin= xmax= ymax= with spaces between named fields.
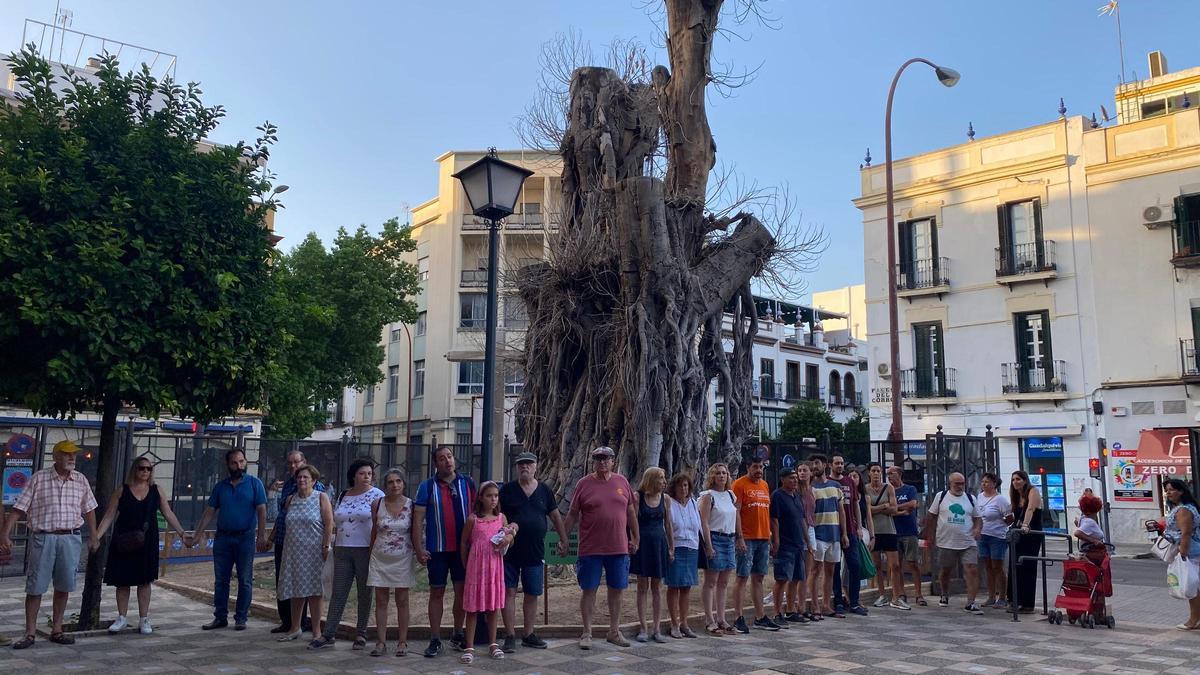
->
xmin=925 ymin=472 xmax=984 ymax=614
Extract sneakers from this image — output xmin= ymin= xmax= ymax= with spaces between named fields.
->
xmin=579 ymin=634 xmax=592 ymax=650
xmin=423 ymin=637 xmax=443 ymax=658
xmin=502 ymin=635 xmax=517 ymax=653
xmin=521 ymin=633 xmax=548 ymax=649
xmin=786 ymin=612 xmax=809 ymax=624
xmin=872 ymin=595 xmax=890 ymax=608
xmin=992 ymin=599 xmax=1008 ymax=610
xmin=635 ymin=632 xmax=649 ymax=643
xmin=772 ymin=614 xmax=790 ymax=629
xmin=734 ymin=615 xmax=750 ymax=634
xmin=890 ymin=598 xmax=912 ymax=611
xmin=449 ymin=629 xmax=466 ymax=651
xmin=753 ymin=616 xmax=781 ymax=631
xmin=139 ymin=617 xmax=153 ymax=635
xmin=849 ymin=606 xmax=869 ymax=616
xmin=937 ymin=596 xmax=950 ymax=607
xmin=108 ymin=615 xmax=129 ymax=633
xmin=964 ymin=602 xmax=985 ymax=615
xmin=201 ymin=619 xmax=228 ymax=630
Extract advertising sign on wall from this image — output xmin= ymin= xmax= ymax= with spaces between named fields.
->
xmin=1111 ymin=444 xmax=1153 ymax=503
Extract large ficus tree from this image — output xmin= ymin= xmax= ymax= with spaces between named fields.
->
xmin=515 ymin=1 xmax=812 ymax=493
xmin=0 ymin=47 xmax=281 ymax=627
xmin=265 ymin=221 xmax=420 ymax=438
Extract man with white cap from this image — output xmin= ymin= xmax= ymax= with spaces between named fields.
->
xmin=562 ymin=445 xmax=639 ymax=650
xmin=0 ymin=440 xmax=99 ymax=649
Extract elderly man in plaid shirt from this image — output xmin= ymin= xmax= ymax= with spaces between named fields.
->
xmin=0 ymin=440 xmax=99 ymax=650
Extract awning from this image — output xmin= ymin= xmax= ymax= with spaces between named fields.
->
xmin=1133 ymin=428 xmax=1192 ymax=473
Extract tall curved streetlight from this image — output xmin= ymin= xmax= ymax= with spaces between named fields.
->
xmin=883 ymin=59 xmax=959 ymax=454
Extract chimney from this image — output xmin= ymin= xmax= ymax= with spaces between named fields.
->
xmin=1148 ymin=51 xmax=1168 ymax=78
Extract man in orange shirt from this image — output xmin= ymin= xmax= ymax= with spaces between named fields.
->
xmin=731 ymin=455 xmax=780 ymax=632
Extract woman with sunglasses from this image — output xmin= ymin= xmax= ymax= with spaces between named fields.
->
xmin=95 ymin=455 xmax=190 ymax=635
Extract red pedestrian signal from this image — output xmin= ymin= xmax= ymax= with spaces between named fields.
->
xmin=1088 ymin=457 xmax=1101 ymax=479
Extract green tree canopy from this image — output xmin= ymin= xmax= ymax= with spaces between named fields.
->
xmin=777 ymin=399 xmax=843 ymax=443
xmin=265 ymin=220 xmax=420 ymax=438
xmin=0 ymin=47 xmax=282 ymax=627
xmin=843 ymin=408 xmax=870 ymax=442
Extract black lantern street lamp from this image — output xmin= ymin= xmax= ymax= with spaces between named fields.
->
xmin=453 ymin=149 xmax=533 ymax=481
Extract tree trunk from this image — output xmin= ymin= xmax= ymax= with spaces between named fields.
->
xmin=515 ymin=0 xmax=774 ymax=499
xmin=76 ymin=394 xmax=122 ymax=630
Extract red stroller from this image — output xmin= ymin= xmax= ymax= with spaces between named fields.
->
xmin=1047 ymin=546 xmax=1115 ymax=629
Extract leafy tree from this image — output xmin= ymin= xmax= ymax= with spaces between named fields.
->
xmin=0 ymin=48 xmax=281 ymax=627
xmin=843 ymin=408 xmax=870 ymax=442
xmin=265 ymin=221 xmax=420 ymax=438
xmin=777 ymin=399 xmax=842 ymax=443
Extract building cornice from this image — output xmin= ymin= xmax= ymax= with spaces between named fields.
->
xmin=853 ymin=155 xmax=1068 ymax=210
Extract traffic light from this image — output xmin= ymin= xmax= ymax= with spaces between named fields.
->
xmin=1088 ymin=457 xmax=1102 ymax=479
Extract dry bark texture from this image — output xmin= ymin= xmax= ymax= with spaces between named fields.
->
xmin=515 ymin=0 xmax=775 ymax=497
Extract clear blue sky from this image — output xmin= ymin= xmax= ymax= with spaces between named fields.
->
xmin=3 ymin=1 xmax=1196 ymax=301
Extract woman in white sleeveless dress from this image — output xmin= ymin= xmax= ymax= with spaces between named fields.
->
xmin=367 ymin=469 xmax=416 ymax=657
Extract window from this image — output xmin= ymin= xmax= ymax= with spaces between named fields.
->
xmin=390 ymin=327 xmax=401 ymax=342
xmin=504 ymin=298 xmax=529 ymax=328
xmin=804 ymin=364 xmax=820 ymax=400
xmin=1013 ymin=310 xmax=1054 ymax=391
xmin=459 ymin=293 xmax=487 ymax=329
xmin=413 ymin=360 xmax=425 ymax=397
xmin=996 ymin=199 xmax=1050 ymax=275
xmin=504 ymin=367 xmax=524 ymax=395
xmin=364 ymin=384 xmax=375 ymax=406
xmin=418 ymin=257 xmax=430 ymax=282
xmin=843 ymin=372 xmax=857 ymax=406
xmin=457 ymin=361 xmax=485 ymax=394
xmin=456 ymin=433 xmax=472 ymax=446
xmin=785 ymin=361 xmax=801 ymax=400
xmin=415 ymin=311 xmax=427 ymax=337
xmin=828 ymin=370 xmax=842 ymax=404
xmin=1173 ymin=194 xmax=1200 ymax=260
xmin=759 ymin=358 xmax=775 ymax=398
xmin=387 ymin=366 xmax=399 ymax=401
xmin=912 ymin=321 xmax=947 ymax=397
xmin=521 ymin=202 xmax=541 ymax=215
xmin=897 ymin=217 xmax=941 ymax=289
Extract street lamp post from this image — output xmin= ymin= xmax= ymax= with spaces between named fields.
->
xmin=453 ymin=149 xmax=532 ymax=481
xmin=883 ymin=58 xmax=959 ymax=457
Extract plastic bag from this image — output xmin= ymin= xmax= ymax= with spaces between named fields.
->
xmin=857 ymin=538 xmax=877 ymax=578
xmin=1167 ymin=556 xmax=1199 ymax=600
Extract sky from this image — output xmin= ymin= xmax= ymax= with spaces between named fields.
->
xmin=3 ymin=0 xmax=1198 ymax=302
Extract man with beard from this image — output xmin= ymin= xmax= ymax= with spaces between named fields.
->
xmin=732 ymin=455 xmax=778 ymax=632
xmin=0 ymin=440 xmax=99 ymax=649
xmin=190 ymin=449 xmax=268 ymax=630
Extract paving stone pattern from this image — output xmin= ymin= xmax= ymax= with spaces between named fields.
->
xmin=1 ymin=577 xmax=1198 ymax=674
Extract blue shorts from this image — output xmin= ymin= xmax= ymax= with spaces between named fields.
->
xmin=977 ymin=534 xmax=1008 ymax=561
xmin=427 ymin=551 xmax=466 ymax=587
xmin=577 ymin=554 xmax=630 ymax=591
xmin=773 ymin=544 xmax=806 ymax=582
xmin=26 ymin=532 xmax=81 ymax=596
xmin=665 ymin=547 xmax=699 ymax=588
xmin=504 ymin=559 xmax=545 ymax=596
xmin=706 ymin=533 xmax=736 ymax=571
xmin=736 ymin=539 xmax=770 ymax=578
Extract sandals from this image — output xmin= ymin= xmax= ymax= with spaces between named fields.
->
xmin=916 ymin=597 xmax=929 ymax=606
xmin=370 ymin=642 xmax=387 ymax=657
xmin=12 ymin=635 xmax=35 ymax=650
xmin=720 ymin=622 xmax=738 ymax=635
xmin=489 ymin=643 xmax=505 ymax=659
xmin=704 ymin=623 xmax=724 ymax=636
xmin=395 ymin=641 xmax=408 ymax=656
xmin=460 ymin=648 xmax=475 ymax=664
xmin=48 ymin=632 xmax=75 ymax=645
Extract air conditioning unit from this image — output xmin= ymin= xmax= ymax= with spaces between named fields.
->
xmin=1143 ymin=204 xmax=1175 ymax=229
xmin=877 ymin=363 xmax=890 ymax=376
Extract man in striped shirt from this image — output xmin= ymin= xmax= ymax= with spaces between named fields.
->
xmin=807 ymin=454 xmax=848 ymax=618
xmin=413 ymin=446 xmax=476 ymax=658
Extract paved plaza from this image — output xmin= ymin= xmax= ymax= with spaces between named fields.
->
xmin=0 ymin=558 xmax=1197 ymax=674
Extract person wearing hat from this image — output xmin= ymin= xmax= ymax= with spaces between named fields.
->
xmin=562 ymin=445 xmax=639 ymax=650
xmin=498 ymin=451 xmax=567 ymax=653
xmin=0 ymin=439 xmax=99 ymax=649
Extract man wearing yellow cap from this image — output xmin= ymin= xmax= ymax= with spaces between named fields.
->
xmin=0 ymin=439 xmax=99 ymax=649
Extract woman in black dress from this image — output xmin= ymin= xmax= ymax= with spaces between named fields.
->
xmin=95 ymin=456 xmax=189 ymax=635
xmin=1007 ymin=470 xmax=1044 ymax=613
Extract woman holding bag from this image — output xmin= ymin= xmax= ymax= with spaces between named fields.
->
xmin=1163 ymin=479 xmax=1200 ymax=629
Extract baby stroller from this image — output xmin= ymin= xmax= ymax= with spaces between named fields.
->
xmin=1047 ymin=544 xmax=1115 ymax=629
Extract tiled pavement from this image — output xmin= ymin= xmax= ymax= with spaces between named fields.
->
xmin=1 ymin=576 xmax=1198 ymax=674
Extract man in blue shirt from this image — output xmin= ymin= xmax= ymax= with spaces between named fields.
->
xmin=268 ymin=450 xmax=325 ymax=633
xmin=887 ymin=465 xmax=925 ymax=606
xmin=190 ymin=449 xmax=268 ymax=630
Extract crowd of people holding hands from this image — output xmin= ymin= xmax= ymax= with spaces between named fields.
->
xmin=1 ymin=438 xmax=1198 ymax=657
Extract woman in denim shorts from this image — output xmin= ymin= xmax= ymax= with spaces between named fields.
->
xmin=698 ymin=463 xmax=738 ymax=635
xmin=975 ymin=472 xmax=1012 ymax=609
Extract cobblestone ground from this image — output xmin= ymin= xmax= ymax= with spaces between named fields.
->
xmin=1 ymin=560 xmax=1198 ymax=674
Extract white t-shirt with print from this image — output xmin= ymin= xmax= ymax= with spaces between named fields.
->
xmin=928 ymin=491 xmax=980 ymax=551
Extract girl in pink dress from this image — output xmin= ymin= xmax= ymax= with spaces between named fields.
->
xmin=460 ymin=481 xmax=516 ymax=664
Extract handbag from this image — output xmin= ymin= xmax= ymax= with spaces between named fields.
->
xmin=857 ymin=537 xmax=877 ymax=578
xmin=114 ymin=523 xmax=149 ymax=554
xmin=1151 ymin=535 xmax=1179 ymax=563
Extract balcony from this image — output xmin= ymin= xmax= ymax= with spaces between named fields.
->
xmin=900 ymin=367 xmax=958 ymax=406
xmin=995 ymin=241 xmax=1057 ymax=286
xmin=751 ymin=380 xmax=784 ymax=400
xmin=462 ymin=214 xmax=552 ymax=232
xmin=896 ymin=257 xmax=950 ymax=300
xmin=1181 ymin=339 xmax=1200 ymax=382
xmin=1001 ymin=360 xmax=1069 ymax=404
xmin=828 ymin=391 xmax=863 ymax=408
xmin=784 ymin=385 xmax=825 ymax=404
xmin=1172 ymin=221 xmax=1200 ymax=268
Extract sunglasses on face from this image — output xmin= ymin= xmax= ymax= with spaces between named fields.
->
xmin=136 ymin=465 xmax=153 ymax=471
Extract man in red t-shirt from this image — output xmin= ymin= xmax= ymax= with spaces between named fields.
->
xmin=563 ymin=446 xmax=640 ymax=650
